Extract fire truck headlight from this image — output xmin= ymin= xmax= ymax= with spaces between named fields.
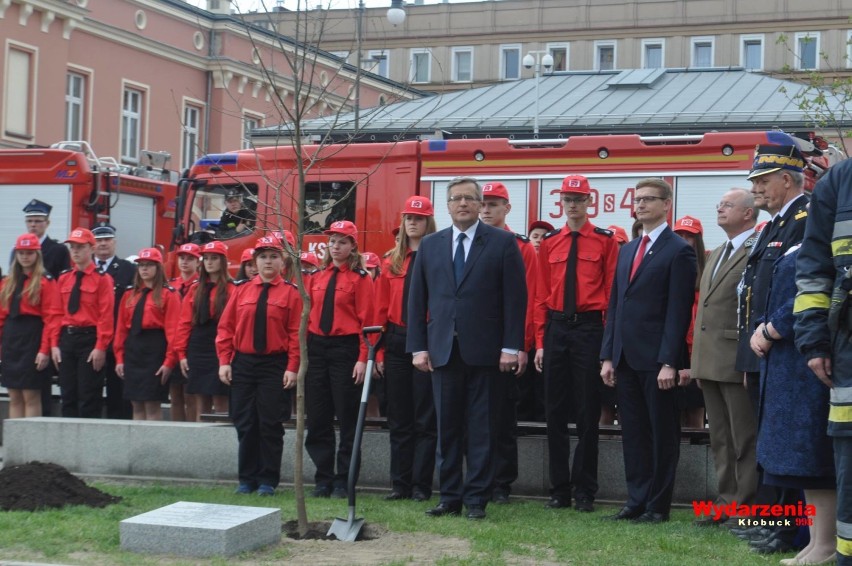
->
xmin=598 ymin=148 xmax=609 ymax=159
xmin=722 ymin=145 xmax=734 ymax=156
xmin=474 ymin=151 xmax=485 ymax=162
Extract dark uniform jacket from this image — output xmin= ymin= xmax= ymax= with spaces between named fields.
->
xmin=39 ymin=236 xmax=70 ymax=279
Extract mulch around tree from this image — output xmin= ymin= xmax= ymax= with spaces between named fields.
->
xmin=0 ymin=461 xmax=121 ymax=511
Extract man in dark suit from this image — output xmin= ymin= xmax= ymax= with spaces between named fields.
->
xmin=407 ymin=176 xmax=527 ymax=521
xmin=92 ymin=223 xmax=137 ymax=420
xmin=691 ymin=188 xmax=760 ymax=526
xmin=600 ymin=177 xmax=697 ymax=523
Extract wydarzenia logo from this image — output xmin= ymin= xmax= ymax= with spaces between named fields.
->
xmin=693 ymin=500 xmax=816 ymax=527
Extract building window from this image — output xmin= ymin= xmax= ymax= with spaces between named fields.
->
xmin=242 ymin=115 xmax=261 ymax=150
xmin=410 ymin=49 xmax=431 ymax=83
xmin=330 ymin=51 xmax=350 ymax=63
xmin=691 ymin=36 xmax=715 ymax=67
xmin=365 ymin=50 xmax=389 ymax=78
xmin=547 ymin=43 xmax=569 ymax=72
xmin=452 ymin=47 xmax=473 ymax=82
xmin=65 ymin=72 xmax=86 ymax=140
xmin=741 ymin=35 xmax=764 ymax=70
xmin=181 ymin=105 xmax=201 ymax=171
xmin=500 ymin=44 xmax=521 ymax=80
xmin=795 ymin=32 xmax=820 ymax=70
xmin=121 ymin=87 xmax=144 ymax=164
xmin=594 ymin=41 xmax=616 ymax=71
xmin=847 ymin=31 xmax=852 ymax=69
xmin=641 ymin=39 xmax=664 ymax=69
xmin=4 ymin=46 xmax=35 ymax=139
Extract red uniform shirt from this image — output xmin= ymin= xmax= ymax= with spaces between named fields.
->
xmin=534 ymin=221 xmax=618 ymax=349
xmin=0 ymin=275 xmax=63 ymax=355
xmin=169 ymin=276 xmax=197 ymax=300
xmin=173 ymin=280 xmax=235 ymax=360
xmin=215 ymin=275 xmax=302 ymax=372
xmin=114 ymin=285 xmax=181 ymax=367
xmin=374 ymin=252 xmax=413 ymax=329
xmin=505 ymin=227 xmax=539 ymax=352
xmin=58 ymin=263 xmax=115 ymax=350
xmin=309 ymin=263 xmax=374 ymax=362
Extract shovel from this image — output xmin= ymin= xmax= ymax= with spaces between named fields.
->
xmin=327 ymin=325 xmax=384 ymax=542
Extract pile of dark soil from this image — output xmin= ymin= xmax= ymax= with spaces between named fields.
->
xmin=0 ymin=461 xmax=121 ymax=511
xmin=283 ymin=520 xmax=382 ymax=541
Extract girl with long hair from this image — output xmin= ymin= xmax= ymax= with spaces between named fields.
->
xmin=236 ymin=248 xmax=258 ymax=281
xmin=114 ymin=248 xmax=180 ymax=421
xmin=0 ymin=234 xmax=62 ymax=418
xmin=168 ymin=242 xmax=201 ymax=422
xmin=174 ymin=241 xmax=234 ymax=419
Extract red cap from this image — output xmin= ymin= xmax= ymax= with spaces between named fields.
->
xmin=135 ymin=248 xmax=164 ymax=264
xmin=528 ymin=220 xmax=555 ymax=233
xmin=607 ymin=225 xmax=629 ymax=244
xmin=324 ymin=220 xmax=358 ymax=240
xmin=300 ymin=252 xmax=319 ymax=267
xmin=271 ymin=230 xmax=296 ymax=248
xmin=481 ymin=182 xmax=510 ymax=201
xmin=363 ymin=252 xmax=381 ymax=269
xmin=200 ymin=241 xmax=229 ymax=256
xmin=14 ymin=233 xmax=41 ymax=251
xmin=240 ymin=249 xmax=254 ymax=263
xmin=65 ymin=228 xmax=95 ymax=246
xmin=402 ymin=196 xmax=434 ymax=216
xmin=674 ymin=215 xmax=703 ymax=236
xmin=176 ymin=243 xmax=201 ymax=258
xmin=560 ymin=175 xmax=592 ymax=195
xmin=392 ymin=226 xmax=400 ymax=237
xmin=254 ymin=235 xmax=284 ymax=252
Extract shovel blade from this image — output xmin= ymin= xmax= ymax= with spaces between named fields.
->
xmin=327 ymin=516 xmax=365 ymax=542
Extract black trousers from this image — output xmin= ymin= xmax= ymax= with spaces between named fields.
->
xmin=104 ymin=347 xmax=132 ymax=419
xmin=543 ymin=314 xmax=603 ymax=501
xmin=493 ymin=370 xmax=519 ymax=494
xmin=229 ymin=352 xmax=290 ymax=488
xmin=431 ymin=339 xmax=499 ymax=508
xmin=58 ymin=330 xmax=104 ymax=418
xmin=383 ymin=326 xmax=436 ymax=495
xmin=616 ymin=360 xmax=680 ymax=514
xmin=516 ymin=348 xmax=545 ymax=422
xmin=305 ymin=334 xmax=361 ymax=489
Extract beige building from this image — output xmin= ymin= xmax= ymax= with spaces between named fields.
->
xmin=253 ymin=0 xmax=852 ymax=93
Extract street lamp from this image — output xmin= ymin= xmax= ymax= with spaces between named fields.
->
xmin=354 ymin=1 xmax=406 ymax=132
xmin=522 ymin=50 xmax=554 ymax=136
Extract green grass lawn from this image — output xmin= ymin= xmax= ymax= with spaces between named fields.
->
xmin=0 ymin=482 xmax=791 ymax=565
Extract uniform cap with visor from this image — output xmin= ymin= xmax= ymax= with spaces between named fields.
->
xmin=135 ymin=248 xmax=163 ymax=264
xmin=177 ymin=243 xmax=201 ymax=258
xmin=201 ymin=241 xmax=229 ymax=256
xmin=402 ymin=196 xmax=434 ymax=216
xmin=65 ymin=228 xmax=95 ymax=246
xmin=23 ymin=199 xmax=52 ymax=217
xmin=481 ymin=182 xmax=510 ymax=201
xmin=560 ymin=175 xmax=593 ymax=195
xmin=14 ymin=234 xmax=41 ymax=251
xmin=674 ymin=215 xmax=704 ymax=236
xmin=324 ymin=220 xmax=358 ymax=240
xmin=747 ymin=132 xmax=806 ymax=180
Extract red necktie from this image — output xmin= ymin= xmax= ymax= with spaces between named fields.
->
xmin=630 ymin=235 xmax=651 ymax=281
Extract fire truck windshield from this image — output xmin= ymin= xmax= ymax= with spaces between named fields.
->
xmin=186 ymin=183 xmax=258 ymax=242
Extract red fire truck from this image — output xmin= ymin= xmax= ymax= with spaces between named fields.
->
xmin=177 ymin=131 xmax=833 ymax=264
xmin=0 ymin=141 xmax=178 ymax=260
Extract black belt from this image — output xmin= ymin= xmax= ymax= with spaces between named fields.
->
xmin=64 ymin=325 xmax=96 ymax=335
xmin=547 ymin=310 xmax=602 ymax=323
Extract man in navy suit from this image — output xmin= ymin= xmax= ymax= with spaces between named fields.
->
xmin=600 ymin=177 xmax=697 ymax=523
xmin=407 ymin=176 xmax=527 ymax=520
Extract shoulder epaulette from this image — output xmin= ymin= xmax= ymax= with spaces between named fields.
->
xmin=60 ymin=268 xmax=73 ymax=276
xmin=543 ymin=229 xmax=562 ymax=240
xmin=283 ymin=279 xmax=298 ymax=289
xmin=233 ymin=279 xmax=249 ymax=286
xmin=168 ymin=277 xmax=179 ymax=282
xmin=163 ymin=284 xmax=175 ymax=292
xmin=354 ymin=268 xmax=369 ymax=277
xmin=43 ymin=273 xmax=53 ymax=281
xmin=514 ymin=232 xmax=530 ymax=243
xmin=794 ymin=208 xmax=808 ymax=221
xmin=125 ymin=284 xmax=134 ymax=290
xmin=594 ymin=227 xmax=614 ymax=237
xmin=744 ymin=236 xmax=757 ymax=249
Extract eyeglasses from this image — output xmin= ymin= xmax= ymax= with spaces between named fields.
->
xmin=634 ymin=196 xmax=667 ymax=205
xmin=716 ymin=202 xmax=738 ymax=209
xmin=447 ymin=195 xmax=481 ymax=203
xmin=561 ymin=197 xmax=588 ymax=206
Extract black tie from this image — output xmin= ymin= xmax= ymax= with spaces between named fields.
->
xmin=253 ymin=282 xmax=270 ymax=353
xmin=97 ymin=259 xmax=106 ymax=273
xmin=8 ymin=275 xmax=27 ymax=319
xmin=130 ymin=288 xmax=151 ymax=336
xmin=68 ymin=271 xmax=85 ymax=314
xmin=563 ymin=231 xmax=579 ymax=316
xmin=453 ymin=233 xmax=467 ymax=286
xmin=712 ymin=242 xmax=733 ymax=283
xmin=197 ymin=282 xmax=214 ymax=325
xmin=320 ymin=268 xmax=338 ymax=335
xmin=401 ymin=251 xmax=416 ymax=325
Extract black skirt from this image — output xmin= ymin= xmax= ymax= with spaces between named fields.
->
xmin=186 ymin=320 xmax=229 ymax=396
xmin=122 ymin=329 xmax=169 ymax=402
xmin=1 ymin=315 xmax=52 ymax=390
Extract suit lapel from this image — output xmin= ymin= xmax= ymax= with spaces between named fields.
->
xmin=458 ymin=223 xmax=488 ymax=288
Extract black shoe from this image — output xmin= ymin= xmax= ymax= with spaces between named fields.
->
xmin=632 ymin=511 xmax=669 ymax=524
xmin=331 ymin=487 xmax=347 ymax=499
xmin=425 ymin=502 xmax=462 ymax=517
xmin=749 ymin=536 xmax=796 ymax=555
xmin=384 ymin=491 xmax=410 ymax=501
xmin=412 ymin=489 xmax=430 ymax=502
xmin=492 ymin=491 xmax=510 ymax=505
xmin=730 ymin=525 xmax=772 ymax=540
xmin=466 ymin=505 xmax=486 ymax=520
xmin=574 ymin=497 xmax=594 ymax=513
xmin=545 ymin=497 xmax=571 ymax=509
xmin=311 ymin=486 xmax=331 ymax=498
xmin=604 ymin=506 xmax=643 ymax=521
